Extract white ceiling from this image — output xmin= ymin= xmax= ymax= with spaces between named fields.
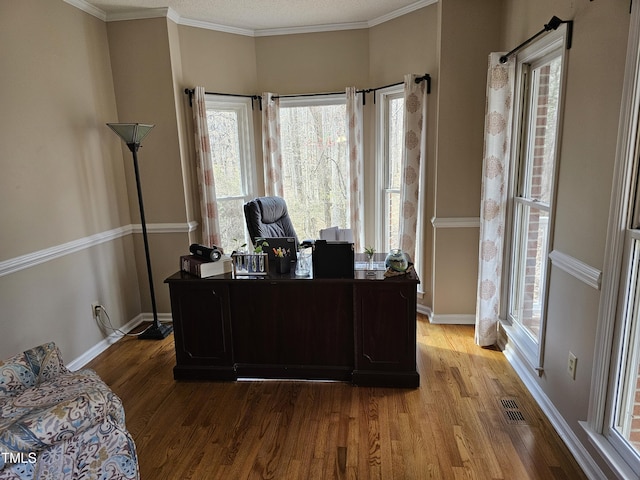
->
xmin=72 ymin=0 xmax=436 ymax=36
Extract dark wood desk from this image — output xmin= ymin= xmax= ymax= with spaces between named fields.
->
xmin=165 ymin=263 xmax=420 ymax=388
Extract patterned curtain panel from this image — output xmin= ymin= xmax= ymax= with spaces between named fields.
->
xmin=475 ymin=54 xmax=515 ymax=346
xmin=261 ymin=93 xmax=284 ymax=197
xmin=346 ymin=87 xmax=364 ymax=252
xmin=399 ymin=74 xmax=428 ymax=270
xmin=192 ymin=86 xmax=221 ymax=247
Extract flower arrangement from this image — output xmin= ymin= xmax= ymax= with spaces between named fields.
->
xmin=273 ymin=247 xmax=290 ymax=258
xmin=364 ymin=246 xmax=375 ymax=259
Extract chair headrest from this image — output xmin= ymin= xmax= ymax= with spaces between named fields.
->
xmin=257 ymin=197 xmax=288 ymax=224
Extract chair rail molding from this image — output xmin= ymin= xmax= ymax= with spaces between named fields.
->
xmin=431 ymin=217 xmax=481 ymax=228
xmin=548 ymin=250 xmax=602 ymax=290
xmin=0 ymin=221 xmax=198 ymax=278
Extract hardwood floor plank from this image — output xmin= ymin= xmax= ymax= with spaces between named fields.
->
xmin=84 ymin=316 xmax=587 ymax=479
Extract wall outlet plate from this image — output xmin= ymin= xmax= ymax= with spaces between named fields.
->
xmin=91 ymin=303 xmax=101 ymax=320
xmin=568 ymin=352 xmax=577 ymax=380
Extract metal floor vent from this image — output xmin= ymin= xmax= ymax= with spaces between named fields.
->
xmin=500 ymin=397 xmax=529 ymax=425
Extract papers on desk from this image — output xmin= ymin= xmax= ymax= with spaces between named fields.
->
xmin=319 ymin=226 xmax=354 ymax=243
xmin=355 ymin=261 xmax=386 ymax=271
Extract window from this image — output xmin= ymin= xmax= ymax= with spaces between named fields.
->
xmin=205 ymin=95 xmax=257 ymax=251
xmin=376 ymin=85 xmax=405 ymax=253
xmin=279 ymin=95 xmax=349 ymax=241
xmin=503 ymin=29 xmax=567 ymax=371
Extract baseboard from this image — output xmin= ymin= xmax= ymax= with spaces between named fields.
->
xmin=503 ymin=343 xmax=607 ymax=480
xmin=67 ymin=313 xmax=173 ymax=371
xmin=429 ymin=313 xmax=475 ymax=325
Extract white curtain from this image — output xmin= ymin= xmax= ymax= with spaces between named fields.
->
xmin=399 ymin=74 xmax=428 ymax=270
xmin=346 ymin=87 xmax=365 ymax=252
xmin=192 ymin=86 xmax=222 ymax=247
xmin=475 ymin=53 xmax=516 ymax=346
xmin=261 ymin=92 xmax=284 ymax=197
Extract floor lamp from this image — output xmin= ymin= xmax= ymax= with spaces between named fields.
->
xmin=107 ymin=123 xmax=173 ymax=340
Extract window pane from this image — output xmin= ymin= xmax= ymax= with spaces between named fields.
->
xmin=510 ymin=203 xmax=549 ymax=341
xmin=388 ymin=97 xmax=404 ymax=190
xmin=386 ymin=190 xmax=400 ymax=251
xmin=613 ymin=236 xmax=640 ymax=456
xmin=207 ymin=110 xmax=243 ymax=198
xmin=523 ymin=57 xmax=561 ymax=204
xmin=280 ymin=103 xmax=348 ymax=241
xmin=216 ymin=198 xmax=248 ymax=252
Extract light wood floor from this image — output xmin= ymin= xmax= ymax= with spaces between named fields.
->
xmin=86 ymin=315 xmax=587 ymax=479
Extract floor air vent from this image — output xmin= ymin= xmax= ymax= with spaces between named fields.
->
xmin=500 ymin=397 xmax=529 ymax=425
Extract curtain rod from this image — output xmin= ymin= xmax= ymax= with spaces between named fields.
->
xmin=499 ymin=16 xmax=573 ymax=64
xmin=185 ymin=73 xmax=431 ymax=109
xmin=272 ymin=74 xmax=431 ymax=105
xmin=183 ymin=88 xmax=262 ymax=109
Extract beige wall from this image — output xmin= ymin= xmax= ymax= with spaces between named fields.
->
xmin=0 ymin=0 xmax=141 ymax=361
xmin=430 ymin=0 xmax=503 ymax=317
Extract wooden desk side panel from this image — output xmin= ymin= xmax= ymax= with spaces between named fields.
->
xmin=169 ymin=283 xmax=233 ymax=367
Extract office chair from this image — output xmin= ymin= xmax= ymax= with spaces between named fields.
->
xmin=244 ymin=196 xmax=299 ymax=246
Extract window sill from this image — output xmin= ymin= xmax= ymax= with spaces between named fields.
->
xmin=580 ymin=421 xmax=637 ymax=479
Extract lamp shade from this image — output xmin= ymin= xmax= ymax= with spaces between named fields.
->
xmin=106 ymin=123 xmax=155 ymax=145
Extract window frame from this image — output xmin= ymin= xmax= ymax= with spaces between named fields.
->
xmin=584 ymin=6 xmax=640 ymax=476
xmin=204 ymin=94 xmax=258 ymax=250
xmin=375 ymin=84 xmax=405 ymax=254
xmin=500 ymin=25 xmax=569 ymax=374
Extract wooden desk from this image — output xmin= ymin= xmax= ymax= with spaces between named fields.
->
xmin=164 ymin=263 xmax=420 ymax=388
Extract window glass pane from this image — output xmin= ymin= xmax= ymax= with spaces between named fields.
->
xmin=509 ymin=202 xmax=549 ymax=340
xmin=280 ymin=102 xmax=348 ymax=241
xmin=388 ymin=97 xmax=404 ymax=190
xmin=207 ymin=110 xmax=243 ymax=198
xmin=217 ymin=198 xmax=248 ymax=251
xmin=386 ymin=191 xmax=400 ymax=251
xmin=613 ymin=236 xmax=640 ymax=457
xmin=523 ymin=57 xmax=561 ymax=204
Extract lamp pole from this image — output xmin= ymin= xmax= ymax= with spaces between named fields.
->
xmin=107 ymin=123 xmax=172 ymax=340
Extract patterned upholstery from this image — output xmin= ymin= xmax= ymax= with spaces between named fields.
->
xmin=0 ymin=343 xmax=139 ymax=479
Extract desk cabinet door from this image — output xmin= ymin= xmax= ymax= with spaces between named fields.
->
xmin=353 ymin=282 xmax=419 ymax=387
xmin=169 ymin=283 xmax=233 ymax=367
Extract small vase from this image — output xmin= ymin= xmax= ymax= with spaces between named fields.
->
xmin=276 ymin=256 xmax=291 ymax=274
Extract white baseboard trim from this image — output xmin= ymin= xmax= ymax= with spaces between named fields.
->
xmin=429 ymin=313 xmax=475 ymax=325
xmin=503 ymin=343 xmax=607 ymax=480
xmin=67 ymin=313 xmax=173 ymax=371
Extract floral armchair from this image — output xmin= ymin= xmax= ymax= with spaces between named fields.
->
xmin=0 ymin=342 xmax=139 ymax=479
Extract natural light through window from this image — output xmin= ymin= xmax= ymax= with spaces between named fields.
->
xmin=279 ymin=96 xmax=349 ymax=241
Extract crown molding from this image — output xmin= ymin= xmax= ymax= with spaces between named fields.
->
xmin=63 ymin=0 xmax=106 ymax=21
xmin=64 ymin=0 xmax=439 ymax=37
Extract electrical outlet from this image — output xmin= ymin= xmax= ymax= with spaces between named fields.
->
xmin=568 ymin=352 xmax=577 ymax=380
xmin=91 ymin=303 xmax=102 ymax=320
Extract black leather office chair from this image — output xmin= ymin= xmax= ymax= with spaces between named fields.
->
xmin=244 ymin=196 xmax=299 ymax=246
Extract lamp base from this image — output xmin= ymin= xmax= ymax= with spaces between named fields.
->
xmin=138 ymin=322 xmax=173 ymax=340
